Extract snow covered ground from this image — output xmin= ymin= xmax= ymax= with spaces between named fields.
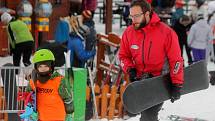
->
xmin=0 ymin=14 xmax=215 ymax=121
xmin=0 ymin=56 xmax=214 ymax=121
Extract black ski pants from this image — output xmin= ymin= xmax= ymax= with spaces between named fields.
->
xmin=140 ymin=102 xmax=164 ymax=121
xmin=12 ymin=41 xmax=33 ymax=67
xmin=179 ymin=40 xmax=193 ymax=65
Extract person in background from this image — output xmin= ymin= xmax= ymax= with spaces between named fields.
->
xmin=54 ymin=14 xmax=96 ymax=68
xmin=208 ymin=1 xmax=215 ymax=63
xmin=151 ymin=0 xmax=175 ymax=14
xmin=68 ymin=34 xmax=96 ymax=68
xmin=123 ymin=0 xmax=132 ymax=26
xmin=38 ymin=41 xmax=67 ymax=67
xmin=1 ymin=12 xmax=34 ymax=69
xmin=171 ymin=0 xmax=185 ymax=27
xmin=81 ymin=0 xmax=97 ymax=51
xmin=190 ymin=0 xmax=207 ymax=22
xmin=69 ymin=0 xmax=97 ymax=57
xmin=173 ymin=15 xmax=193 ymax=65
xmin=119 ymin=0 xmax=184 ymax=120
xmin=188 ymin=12 xmax=213 ymax=62
xmin=81 ymin=10 xmax=97 ymax=52
xmin=28 ymin=49 xmax=73 ymax=121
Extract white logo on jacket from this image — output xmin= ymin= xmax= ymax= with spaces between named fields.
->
xmin=131 ymin=45 xmax=139 ymax=49
xmin=173 ymin=62 xmax=181 ymax=74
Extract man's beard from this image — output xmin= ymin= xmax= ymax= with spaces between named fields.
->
xmin=134 ymin=16 xmax=147 ymax=30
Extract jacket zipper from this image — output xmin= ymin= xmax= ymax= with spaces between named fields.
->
xmin=148 ymin=41 xmax=152 ymax=60
xmin=141 ymin=30 xmax=146 ymax=67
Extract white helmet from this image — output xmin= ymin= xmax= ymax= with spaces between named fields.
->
xmin=1 ymin=12 xmax=12 ymax=24
xmin=208 ymin=1 xmax=215 ymax=15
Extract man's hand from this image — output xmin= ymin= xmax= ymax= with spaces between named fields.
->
xmin=128 ymin=68 xmax=137 ymax=82
xmin=170 ymin=84 xmax=182 ymax=103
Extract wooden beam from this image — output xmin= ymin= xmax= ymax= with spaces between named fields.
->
xmin=105 ymin=0 xmax=112 ymax=34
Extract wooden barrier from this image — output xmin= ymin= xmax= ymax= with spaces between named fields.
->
xmin=88 ymin=33 xmax=130 ymax=120
xmin=0 ymin=87 xmax=8 ymax=121
xmin=89 ymin=81 xmax=128 ymax=120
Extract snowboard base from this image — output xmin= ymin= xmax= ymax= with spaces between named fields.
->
xmin=123 ymin=60 xmax=209 ymax=114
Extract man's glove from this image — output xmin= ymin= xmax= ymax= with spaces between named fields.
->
xmin=170 ymin=84 xmax=182 ymax=103
xmin=128 ymin=68 xmax=137 ymax=82
xmin=210 ymin=74 xmax=215 ymax=85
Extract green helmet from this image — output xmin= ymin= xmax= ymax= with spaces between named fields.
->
xmin=33 ymin=49 xmax=55 ymax=64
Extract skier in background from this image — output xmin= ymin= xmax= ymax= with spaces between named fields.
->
xmin=27 ymin=49 xmax=73 ymax=121
xmin=1 ymin=12 xmax=34 ymax=72
xmin=119 ymin=0 xmax=184 ymax=121
xmin=188 ymin=12 xmax=213 ymax=62
xmin=173 ymin=15 xmax=193 ymax=65
xmin=208 ymin=1 xmax=215 ymax=63
xmin=69 ymin=0 xmax=97 ymax=52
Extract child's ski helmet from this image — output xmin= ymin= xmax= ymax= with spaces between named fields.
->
xmin=33 ymin=49 xmax=55 ymax=64
xmin=33 ymin=49 xmax=55 ymax=72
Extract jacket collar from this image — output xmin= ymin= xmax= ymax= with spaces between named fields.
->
xmin=148 ymin=12 xmax=160 ymax=25
xmin=138 ymin=12 xmax=160 ymax=31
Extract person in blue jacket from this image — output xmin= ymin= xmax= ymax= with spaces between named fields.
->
xmin=67 ymin=34 xmax=96 ymax=68
xmin=54 ymin=18 xmax=96 ymax=68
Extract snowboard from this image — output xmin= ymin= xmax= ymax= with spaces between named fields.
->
xmin=1 ymin=63 xmax=20 ymax=121
xmin=123 ymin=60 xmax=209 ymax=114
xmin=167 ymin=115 xmax=208 ymax=121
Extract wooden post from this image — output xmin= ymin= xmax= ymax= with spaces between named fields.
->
xmin=108 ymin=85 xmax=117 ymax=120
xmin=0 ymin=87 xmax=8 ymax=121
xmin=100 ymin=84 xmax=109 ymax=118
xmin=105 ymin=0 xmax=112 ymax=34
xmin=95 ymin=84 xmax=101 ymax=116
xmin=96 ymin=38 xmax=105 ymax=86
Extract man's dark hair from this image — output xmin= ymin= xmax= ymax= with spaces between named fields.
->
xmin=130 ymin=0 xmax=152 ymax=14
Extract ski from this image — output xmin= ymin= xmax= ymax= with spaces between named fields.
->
xmin=167 ymin=115 xmax=208 ymax=121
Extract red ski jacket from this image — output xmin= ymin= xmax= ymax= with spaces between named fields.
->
xmin=119 ymin=13 xmax=184 ymax=84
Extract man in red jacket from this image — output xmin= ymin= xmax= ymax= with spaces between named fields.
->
xmin=119 ymin=0 xmax=184 ymax=120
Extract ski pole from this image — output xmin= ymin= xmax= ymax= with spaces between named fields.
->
xmin=102 ymin=47 xmax=120 ymax=85
xmin=87 ymin=66 xmax=99 ymax=120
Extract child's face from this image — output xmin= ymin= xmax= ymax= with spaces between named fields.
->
xmin=37 ymin=64 xmax=50 ymax=72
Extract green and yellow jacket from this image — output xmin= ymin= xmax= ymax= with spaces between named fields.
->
xmin=7 ymin=19 xmax=34 ymax=49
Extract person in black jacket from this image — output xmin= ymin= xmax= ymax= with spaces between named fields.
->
xmin=38 ymin=41 xmax=67 ymax=67
xmin=173 ymin=15 xmax=193 ymax=65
